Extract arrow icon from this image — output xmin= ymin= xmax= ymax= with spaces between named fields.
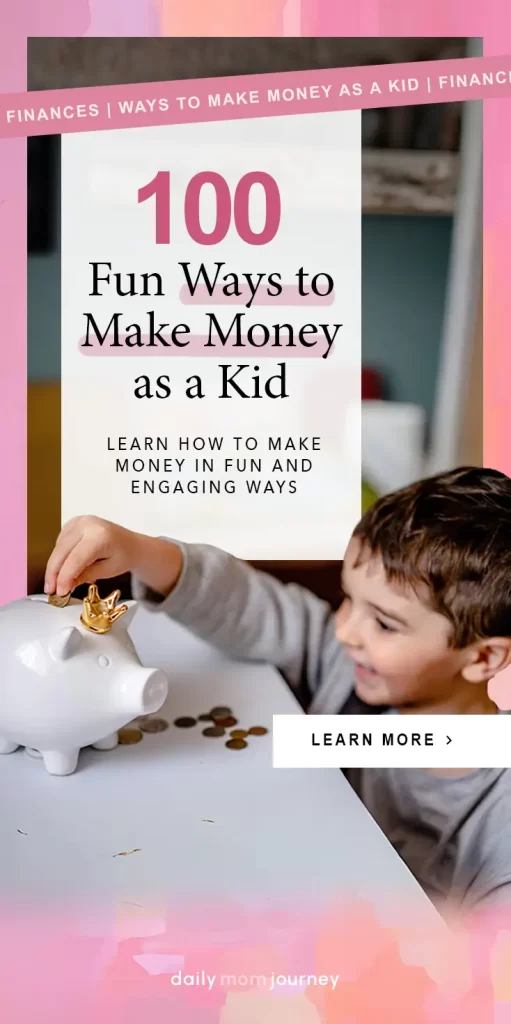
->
xmin=446 ymin=736 xmax=452 ymax=745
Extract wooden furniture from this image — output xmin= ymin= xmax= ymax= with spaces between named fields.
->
xmin=27 ymin=382 xmax=61 ymax=590
xmin=459 ymin=283 xmax=482 ymax=466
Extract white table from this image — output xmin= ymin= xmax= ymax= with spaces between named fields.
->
xmin=0 ymin=610 xmax=440 ymax=935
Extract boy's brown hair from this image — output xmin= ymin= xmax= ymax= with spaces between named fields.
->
xmin=353 ymin=467 xmax=511 ymax=648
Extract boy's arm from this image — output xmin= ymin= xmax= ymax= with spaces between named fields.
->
xmin=44 ymin=516 xmax=350 ymax=703
xmin=132 ymin=539 xmax=338 ymax=695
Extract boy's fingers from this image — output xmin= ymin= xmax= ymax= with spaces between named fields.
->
xmin=58 ymin=517 xmax=80 ymax=538
xmin=55 ymin=537 xmax=106 ymax=595
xmin=44 ymin=524 xmax=82 ymax=593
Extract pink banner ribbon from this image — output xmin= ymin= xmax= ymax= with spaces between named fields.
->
xmin=1 ymin=54 xmax=511 ymax=138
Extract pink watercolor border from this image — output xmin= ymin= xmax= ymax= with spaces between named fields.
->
xmin=2 ymin=3 xmax=511 ymax=1014
xmin=0 ymin=4 xmax=507 ymax=608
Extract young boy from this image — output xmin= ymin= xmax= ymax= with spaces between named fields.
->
xmin=45 ymin=466 xmax=511 ymax=912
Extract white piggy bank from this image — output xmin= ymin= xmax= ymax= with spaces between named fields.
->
xmin=0 ymin=594 xmax=168 ymax=775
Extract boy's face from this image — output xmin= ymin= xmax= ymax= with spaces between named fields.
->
xmin=336 ymin=537 xmax=467 ymax=707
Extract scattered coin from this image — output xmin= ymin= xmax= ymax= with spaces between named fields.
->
xmin=226 ymin=738 xmax=248 ymax=750
xmin=48 ymin=592 xmax=71 ymax=608
xmin=210 ymin=706 xmax=232 ymax=718
xmin=140 ymin=717 xmax=169 ymax=734
xmin=198 ymin=713 xmax=213 ymax=722
xmin=118 ymin=727 xmax=143 ymax=744
xmin=230 ymin=729 xmax=248 ymax=739
xmin=173 ymin=717 xmax=197 ymax=728
xmin=214 ymin=716 xmax=237 ymax=728
xmin=248 ymin=727 xmax=268 ymax=736
xmin=203 ymin=726 xmax=225 ymax=738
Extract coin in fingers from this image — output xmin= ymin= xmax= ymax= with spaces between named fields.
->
xmin=48 ymin=592 xmax=71 ymax=608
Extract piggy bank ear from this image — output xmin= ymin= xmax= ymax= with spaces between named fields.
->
xmin=115 ymin=600 xmax=138 ymax=631
xmin=49 ymin=626 xmax=82 ymax=661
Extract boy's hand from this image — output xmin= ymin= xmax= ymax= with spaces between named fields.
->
xmin=44 ymin=516 xmax=182 ymax=599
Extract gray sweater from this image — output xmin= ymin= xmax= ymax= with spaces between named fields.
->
xmin=133 ymin=540 xmax=511 ymax=911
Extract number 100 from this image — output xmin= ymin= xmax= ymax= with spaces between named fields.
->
xmin=138 ymin=170 xmax=281 ymax=246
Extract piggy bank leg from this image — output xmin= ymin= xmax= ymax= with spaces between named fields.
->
xmin=41 ymin=749 xmax=79 ymax=776
xmin=92 ymin=732 xmax=119 ymax=751
xmin=0 ymin=738 xmax=19 ymax=754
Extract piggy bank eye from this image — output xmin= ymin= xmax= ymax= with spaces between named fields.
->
xmin=97 ymin=655 xmax=110 ymax=668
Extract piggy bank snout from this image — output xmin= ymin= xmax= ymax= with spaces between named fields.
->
xmin=139 ymin=668 xmax=168 ymax=715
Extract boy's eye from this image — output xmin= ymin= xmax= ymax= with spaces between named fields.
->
xmin=376 ymin=618 xmax=396 ymax=633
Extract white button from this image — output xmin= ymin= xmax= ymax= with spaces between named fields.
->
xmin=273 ymin=715 xmax=509 ymax=769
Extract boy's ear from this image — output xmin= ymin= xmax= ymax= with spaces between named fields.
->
xmin=461 ymin=638 xmax=511 ymax=683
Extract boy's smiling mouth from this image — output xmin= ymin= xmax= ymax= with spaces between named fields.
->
xmin=349 ymin=657 xmax=379 ymax=685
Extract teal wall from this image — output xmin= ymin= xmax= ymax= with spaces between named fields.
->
xmin=361 ymin=214 xmax=452 ymax=421
xmin=28 ymin=249 xmax=60 ymax=379
xmin=28 ymin=212 xmax=452 ymax=423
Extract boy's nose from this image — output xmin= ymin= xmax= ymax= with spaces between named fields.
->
xmin=335 ymin=606 xmax=363 ymax=649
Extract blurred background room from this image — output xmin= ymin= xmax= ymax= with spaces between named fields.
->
xmin=27 ymin=36 xmax=482 ymax=606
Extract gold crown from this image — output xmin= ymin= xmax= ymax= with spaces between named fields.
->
xmin=80 ymin=584 xmax=128 ymax=635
